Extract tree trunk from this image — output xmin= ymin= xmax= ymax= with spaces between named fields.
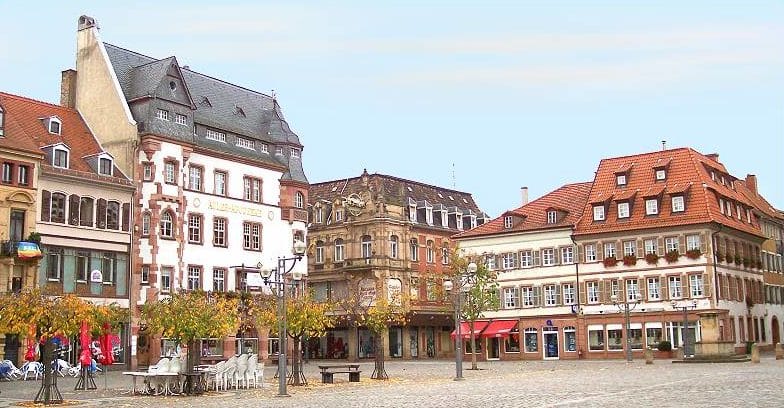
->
xmin=470 ymin=320 xmax=478 ymax=370
xmin=34 ymin=338 xmax=63 ymax=405
xmin=371 ymin=333 xmax=388 ymax=380
xmin=187 ymin=339 xmax=199 ymax=374
xmin=292 ymin=337 xmax=302 ymax=386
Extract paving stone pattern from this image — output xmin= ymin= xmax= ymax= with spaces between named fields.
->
xmin=1 ymin=358 xmax=782 ymax=407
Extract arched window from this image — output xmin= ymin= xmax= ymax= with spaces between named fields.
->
xmin=79 ymin=197 xmax=94 ymax=227
xmin=50 ymin=192 xmax=66 ymax=223
xmin=141 ymin=211 xmax=151 ymax=236
xmin=361 ymin=235 xmax=372 ymax=264
xmin=334 ymin=238 xmax=345 ymax=262
xmin=294 ymin=191 xmax=304 ymax=209
xmin=160 ymin=211 xmax=174 ymax=238
xmin=426 ymin=240 xmax=435 ymax=263
xmin=389 ymin=235 xmax=399 ymax=259
xmin=410 ymin=238 xmax=419 ymax=262
xmin=315 ymin=240 xmax=325 ymax=263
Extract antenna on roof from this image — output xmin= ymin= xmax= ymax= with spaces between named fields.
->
xmin=451 ymin=163 xmax=456 ymax=189
xmin=661 ymin=140 xmax=667 ymax=150
xmin=271 ymin=89 xmax=277 ymax=102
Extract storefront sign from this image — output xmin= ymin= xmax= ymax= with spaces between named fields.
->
xmin=90 ymin=269 xmax=103 ymax=283
xmin=208 ymin=201 xmax=264 ymax=218
xmin=359 ymin=278 xmax=376 ymax=307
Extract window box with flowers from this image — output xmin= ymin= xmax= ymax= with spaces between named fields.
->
xmin=622 ymin=255 xmax=637 ymax=266
xmin=715 ymin=251 xmax=725 ymax=263
xmin=645 ymin=253 xmax=659 ymax=265
xmin=665 ymin=250 xmax=680 ymax=263
xmin=685 ymin=249 xmax=702 ymax=260
xmin=603 ymin=257 xmax=618 ymax=267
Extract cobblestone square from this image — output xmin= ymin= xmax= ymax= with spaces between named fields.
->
xmin=2 ymin=357 xmax=782 ymax=407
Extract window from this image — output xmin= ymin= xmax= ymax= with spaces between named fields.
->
xmin=504 ymin=216 xmax=513 ymax=229
xmin=275 ymin=146 xmax=284 ymax=155
xmin=106 ymin=201 xmax=120 ymax=229
xmin=409 ymin=239 xmax=418 ymax=261
xmin=189 ymin=166 xmax=203 ymax=191
xmin=334 ymin=209 xmax=343 ymax=222
xmin=389 ymin=236 xmax=398 ymax=259
xmin=616 ymin=174 xmax=627 ymax=186
xmin=690 ymin=275 xmax=704 ymax=297
xmin=99 ymin=158 xmax=112 ymax=175
xmin=53 ymin=149 xmax=68 ymax=168
xmin=212 ymin=268 xmax=225 ymax=292
xmin=607 ymin=326 xmax=623 ymax=350
xmin=2 ymin=162 xmax=12 ymax=183
xmin=214 ymin=171 xmax=226 ymax=196
xmin=315 ymin=241 xmax=325 ymax=263
xmin=518 ymin=250 xmax=532 ymax=267
xmin=441 ymin=245 xmax=450 ymax=265
xmin=486 ymin=256 xmax=496 ymax=270
xmin=0 ymin=105 xmax=4 ymax=136
xmin=164 ymin=161 xmax=176 ymax=184
xmin=665 ymin=237 xmax=679 ymax=253
xmin=143 ymin=163 xmax=153 ymax=181
xmin=334 ymin=238 xmax=345 ymax=262
xmin=560 ymin=246 xmax=574 ymax=264
xmin=236 ymin=137 xmax=254 ymax=150
xmin=645 ymin=199 xmax=659 ymax=215
xmin=160 ymin=211 xmax=173 ymax=238
xmin=585 ymin=244 xmax=597 ymax=262
xmin=655 ymin=169 xmax=666 ymax=180
xmin=522 ymin=287 xmax=536 ymax=307
xmin=50 ymin=192 xmax=66 ymax=223
xmin=361 ymin=235 xmax=372 ymax=262
xmin=75 ymin=251 xmax=89 ymax=282
xmin=314 ymin=207 xmax=323 ymax=223
xmin=48 ymin=118 xmax=61 ymax=134
xmin=174 ymin=113 xmax=187 ymax=126
xmin=668 ymin=276 xmax=682 ymax=299
xmin=259 ymin=143 xmax=269 ymax=153
xmin=617 ymin=202 xmax=630 ymax=219
xmin=501 ymin=253 xmax=515 ymax=269
xmin=544 ymin=284 xmax=557 ymax=306
xmin=156 ymin=109 xmax=169 ymax=120
xmin=547 ymin=210 xmax=557 ymax=224
xmin=187 ymin=266 xmax=201 ymax=291
xmin=588 ymin=326 xmax=604 ymax=351
xmin=291 ymin=148 xmax=300 ymax=158
xmin=726 ymin=201 xmax=732 ymax=217
xmin=625 ymin=279 xmax=639 ymax=301
xmin=17 ymin=164 xmax=29 ymax=185
xmin=646 ymin=325 xmax=663 ymax=349
xmin=644 ymin=239 xmax=657 ymax=254
xmin=138 ymin=211 xmax=150 ymax=236
xmin=47 ymin=248 xmax=63 ymax=280
xmin=101 ymin=252 xmax=116 ymax=284
xmin=9 ymin=209 xmax=24 ymax=242
xmin=188 ymin=214 xmax=202 ymax=243
xmin=604 ymin=242 xmax=616 ymax=259
xmin=587 ymin=281 xmax=599 ymax=303
xmin=562 ymin=283 xmax=575 ymax=305
xmin=243 ymin=177 xmax=262 ymax=202
xmin=524 ymin=328 xmax=538 ymax=352
xmin=161 ymin=267 xmax=172 ymax=293
xmin=294 ymin=191 xmax=304 ymax=209
xmin=542 ymin=248 xmax=555 ymax=266
xmin=242 ymin=222 xmax=261 ymax=251
xmin=205 ymin=129 xmax=226 ymax=142
xmin=672 ymin=196 xmax=685 ymax=212
xmin=141 ymin=265 xmax=150 ymax=284
xmin=503 ymin=287 xmax=519 ymax=309
xmin=686 ymin=234 xmax=700 ymax=251
xmin=623 ymin=240 xmax=636 ymax=257
xmin=611 ymin=279 xmax=620 ymax=297
xmin=426 ymin=241 xmax=435 ymax=263
xmin=593 ymin=205 xmax=605 ymax=221
xmin=648 ymin=278 xmax=661 ymax=300
xmin=564 ymin=326 xmax=577 ymax=352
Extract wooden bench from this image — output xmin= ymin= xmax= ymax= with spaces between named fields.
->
xmin=318 ymin=364 xmax=361 ymax=384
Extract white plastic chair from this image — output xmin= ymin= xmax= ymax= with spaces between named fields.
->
xmin=234 ymin=354 xmax=249 ymax=389
xmin=246 ymin=354 xmax=262 ymax=388
xmin=207 ymin=361 xmax=225 ymax=391
xmin=23 ymin=361 xmax=43 ymax=381
xmin=222 ymin=357 xmax=237 ymax=390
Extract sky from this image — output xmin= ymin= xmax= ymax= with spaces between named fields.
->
xmin=1 ymin=1 xmax=782 ymax=217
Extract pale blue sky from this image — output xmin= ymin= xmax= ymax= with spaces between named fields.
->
xmin=1 ymin=1 xmax=781 ymax=216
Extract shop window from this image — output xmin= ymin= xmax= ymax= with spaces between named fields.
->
xmin=564 ymin=326 xmax=576 ymax=352
xmin=200 ymin=339 xmax=224 ymax=356
xmin=588 ymin=326 xmax=605 ymax=351
xmin=524 ymin=328 xmax=538 ymax=353
xmin=505 ymin=329 xmax=520 ymax=353
xmin=646 ymin=325 xmax=663 ymax=348
xmin=629 ymin=325 xmax=644 ymax=349
xmin=607 ymin=326 xmax=624 ymax=350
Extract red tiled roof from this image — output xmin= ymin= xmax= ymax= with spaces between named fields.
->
xmin=575 ymin=148 xmax=764 ymax=237
xmin=735 ymin=179 xmax=780 ymax=220
xmin=0 ymin=95 xmax=43 ymax=157
xmin=613 ymin=189 xmax=637 ymax=202
xmin=0 ymin=92 xmax=126 ymax=180
xmin=454 ymin=182 xmax=593 ymax=239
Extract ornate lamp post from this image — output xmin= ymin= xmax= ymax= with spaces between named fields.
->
xmin=260 ymin=239 xmax=307 ymax=397
xmin=443 ymin=261 xmax=477 ymax=381
xmin=611 ymin=292 xmax=642 ymax=362
xmin=671 ymin=299 xmax=698 ymax=359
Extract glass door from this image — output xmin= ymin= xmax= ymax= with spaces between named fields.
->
xmin=487 ymin=338 xmax=500 ymax=359
xmin=543 ymin=332 xmax=559 ymax=359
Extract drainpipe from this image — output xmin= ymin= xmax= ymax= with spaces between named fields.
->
xmin=128 ymin=138 xmax=140 ymax=369
xmin=570 ymin=233 xmax=582 ymax=359
xmin=710 ymin=223 xmax=723 ymax=340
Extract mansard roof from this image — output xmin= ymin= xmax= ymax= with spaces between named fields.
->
xmin=454 ymin=182 xmax=592 ymax=239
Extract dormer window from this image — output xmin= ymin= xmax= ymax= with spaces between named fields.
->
xmin=655 ymin=169 xmax=666 ymax=181
xmin=504 ymin=216 xmax=513 ymax=229
xmin=672 ymin=195 xmax=685 ymax=213
xmin=593 ymin=205 xmax=605 ymax=221
xmin=409 ymin=203 xmax=417 ymax=223
xmin=260 ymin=143 xmax=269 ymax=154
xmin=156 ymin=109 xmax=169 ymax=121
xmin=617 ymin=202 xmax=630 ymax=219
xmin=291 ymin=149 xmax=300 ymax=158
xmin=48 ymin=117 xmax=62 ymax=135
xmin=275 ymin=146 xmax=284 ymax=155
xmin=547 ymin=210 xmax=557 ymax=224
xmin=645 ymin=198 xmax=659 ymax=215
xmin=53 ymin=148 xmax=69 ymax=169
xmin=99 ymin=157 xmax=113 ymax=176
xmin=616 ymin=174 xmax=627 ymax=186
xmin=236 ymin=137 xmax=254 ymax=150
xmin=426 ymin=208 xmax=433 ymax=225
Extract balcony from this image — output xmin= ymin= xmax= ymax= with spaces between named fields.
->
xmin=281 ymin=207 xmax=308 ymax=223
xmin=1 ymin=240 xmax=42 ymax=260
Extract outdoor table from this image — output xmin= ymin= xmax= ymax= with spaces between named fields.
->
xmin=151 ymin=372 xmax=180 ymax=396
xmin=181 ymin=371 xmax=207 ymax=395
xmin=122 ymin=371 xmax=153 ymax=395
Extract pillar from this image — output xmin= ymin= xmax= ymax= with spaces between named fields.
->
xmin=401 ymin=326 xmax=411 ymax=359
xmin=644 ymin=348 xmax=654 ymax=365
xmin=751 ymin=343 xmax=760 ymax=363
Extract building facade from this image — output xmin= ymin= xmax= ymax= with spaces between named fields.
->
xmin=306 ymin=170 xmax=488 ymax=360
xmin=0 ymin=93 xmax=44 ymax=364
xmin=69 ymin=16 xmax=308 ymax=367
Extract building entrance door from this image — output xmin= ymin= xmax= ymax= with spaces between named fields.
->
xmin=487 ymin=338 xmax=500 ymax=360
xmin=543 ymin=331 xmax=559 ymax=360
xmin=772 ymin=317 xmax=780 ymax=346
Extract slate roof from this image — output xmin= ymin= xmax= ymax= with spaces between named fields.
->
xmin=0 ymin=92 xmax=132 ymax=186
xmin=103 ymin=43 xmax=306 ymax=183
xmin=454 ymin=182 xmax=593 ymax=239
xmin=575 ymin=147 xmax=764 ymax=237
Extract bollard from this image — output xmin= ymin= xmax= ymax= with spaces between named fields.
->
xmin=644 ymin=348 xmax=654 ymax=365
xmin=675 ymin=348 xmax=684 ymax=360
xmin=776 ymin=343 xmax=783 ymax=360
xmin=751 ymin=343 xmax=760 ymax=363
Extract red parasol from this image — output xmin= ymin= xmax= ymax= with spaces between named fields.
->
xmin=24 ymin=325 xmax=37 ymax=362
xmin=79 ymin=321 xmax=92 ymax=366
xmin=100 ymin=323 xmax=114 ymax=366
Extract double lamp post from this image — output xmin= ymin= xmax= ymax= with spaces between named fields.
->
xmin=611 ymin=293 xmax=642 ymax=362
xmin=443 ymin=261 xmax=477 ymax=381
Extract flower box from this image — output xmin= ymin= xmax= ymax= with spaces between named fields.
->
xmin=665 ymin=250 xmax=680 ymax=263
xmin=622 ymin=255 xmax=637 ymax=266
xmin=603 ymin=257 xmax=618 ymax=267
xmin=734 ymin=255 xmax=742 ymax=265
xmin=685 ymin=249 xmax=702 ymax=260
xmin=645 ymin=253 xmax=659 ymax=265
xmin=715 ymin=251 xmax=725 ymax=262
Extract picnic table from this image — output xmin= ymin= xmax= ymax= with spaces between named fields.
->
xmin=318 ymin=364 xmax=361 ymax=383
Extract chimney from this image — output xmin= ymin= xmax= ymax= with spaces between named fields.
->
xmin=78 ymin=15 xmax=97 ymax=31
xmin=745 ymin=174 xmax=758 ymax=195
xmin=706 ymin=153 xmax=720 ymax=162
xmin=521 ymin=187 xmax=529 ymax=206
xmin=60 ymin=69 xmax=77 ymax=109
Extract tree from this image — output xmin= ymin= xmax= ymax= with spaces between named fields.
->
xmin=449 ymin=252 xmax=499 ymax=370
xmin=141 ymin=291 xmax=239 ymax=374
xmin=255 ymin=289 xmax=335 ymax=386
xmin=0 ymin=289 xmax=126 ymax=405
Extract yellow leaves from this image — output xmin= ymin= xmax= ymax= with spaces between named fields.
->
xmin=141 ymin=291 xmax=240 ymax=346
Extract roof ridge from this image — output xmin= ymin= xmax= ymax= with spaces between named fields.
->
xmin=103 ymin=42 xmax=157 ymax=62
xmin=0 ymin=91 xmax=73 ymax=112
xmin=311 ymin=172 xmax=476 ymax=196
xmin=132 ymin=56 xmax=175 ymax=69
xmin=598 ymin=147 xmax=689 ymax=164
xmin=513 ymin=181 xmax=592 ymax=212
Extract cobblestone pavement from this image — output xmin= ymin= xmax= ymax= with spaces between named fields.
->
xmin=1 ymin=357 xmax=782 ymax=407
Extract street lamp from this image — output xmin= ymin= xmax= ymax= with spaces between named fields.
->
xmin=611 ymin=292 xmax=642 ymax=362
xmin=443 ymin=261 xmax=477 ymax=381
xmin=671 ymin=299 xmax=698 ymax=360
xmin=260 ymin=239 xmax=307 ymax=397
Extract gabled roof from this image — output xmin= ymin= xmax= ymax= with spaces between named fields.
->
xmin=0 ymin=94 xmax=43 ymax=157
xmin=735 ymin=179 xmax=781 ymax=221
xmin=0 ymin=92 xmax=131 ymax=185
xmin=575 ymin=147 xmax=763 ymax=237
xmin=454 ymin=182 xmax=592 ymax=239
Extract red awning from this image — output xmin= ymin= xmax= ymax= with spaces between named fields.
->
xmin=481 ymin=320 xmax=519 ymax=338
xmin=450 ymin=321 xmax=489 ymax=339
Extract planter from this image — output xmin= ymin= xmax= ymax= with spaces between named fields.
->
xmin=665 ymin=250 xmax=680 ymax=263
xmin=653 ymin=350 xmax=673 ymax=359
xmin=603 ymin=257 xmax=618 ymax=267
xmin=734 ymin=255 xmax=742 ymax=266
xmin=645 ymin=253 xmax=659 ymax=265
xmin=685 ymin=249 xmax=702 ymax=260
xmin=622 ymin=255 xmax=637 ymax=266
xmin=715 ymin=252 xmax=725 ymax=262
